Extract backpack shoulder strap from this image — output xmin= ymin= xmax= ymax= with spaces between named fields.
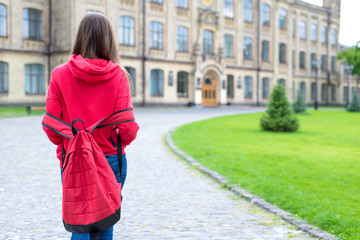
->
xmin=41 ymin=112 xmax=73 ymax=139
xmin=87 ymin=108 xmax=135 ymax=134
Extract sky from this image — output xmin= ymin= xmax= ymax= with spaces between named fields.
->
xmin=302 ymin=0 xmax=360 ymax=46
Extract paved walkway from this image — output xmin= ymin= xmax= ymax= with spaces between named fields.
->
xmin=0 ymin=106 xmax=315 ymax=239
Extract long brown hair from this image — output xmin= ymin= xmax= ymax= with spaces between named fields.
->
xmin=72 ymin=13 xmax=131 ymax=84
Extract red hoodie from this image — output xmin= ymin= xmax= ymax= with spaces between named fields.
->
xmin=43 ymin=54 xmax=139 ymax=166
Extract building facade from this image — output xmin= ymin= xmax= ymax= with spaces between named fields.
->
xmin=0 ymin=0 xmax=356 ymax=107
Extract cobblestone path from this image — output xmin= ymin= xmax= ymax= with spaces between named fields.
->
xmin=0 ymin=106 xmax=315 ymax=239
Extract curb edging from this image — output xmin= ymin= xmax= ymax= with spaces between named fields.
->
xmin=166 ymin=130 xmax=338 ymax=240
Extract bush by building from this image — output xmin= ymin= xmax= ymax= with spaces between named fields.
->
xmin=293 ymin=88 xmax=307 ymax=114
xmin=347 ymin=88 xmax=360 ymax=112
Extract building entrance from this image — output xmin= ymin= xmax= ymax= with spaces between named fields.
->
xmin=202 ymin=74 xmax=217 ymax=107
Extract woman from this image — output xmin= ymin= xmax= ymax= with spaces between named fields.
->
xmin=42 ymin=12 xmax=139 ymax=240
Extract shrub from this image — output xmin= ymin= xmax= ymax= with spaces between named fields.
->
xmin=347 ymin=88 xmax=360 ymax=112
xmin=293 ymin=88 xmax=307 ymax=113
xmin=261 ymin=84 xmax=299 ymax=132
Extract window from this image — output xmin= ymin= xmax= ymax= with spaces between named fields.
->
xmin=311 ymin=82 xmax=316 ymax=100
xmin=0 ymin=4 xmax=7 ymax=37
xmin=125 ymin=67 xmax=136 ymax=96
xmin=0 ymin=61 xmax=8 ymax=93
xmin=279 ymin=43 xmax=286 ymax=64
xmin=331 ymin=28 xmax=337 ymax=45
xmin=244 ymin=37 xmax=252 ymax=60
xmin=262 ymin=40 xmax=269 ymax=62
xmin=299 ymin=51 xmax=305 ymax=69
xmin=244 ymin=76 xmax=252 ymax=98
xmin=203 ymin=30 xmax=213 ymax=54
xmin=150 ymin=21 xmax=163 ymax=49
xmin=224 ymin=0 xmax=234 ymax=18
xmin=244 ymin=0 xmax=253 ymax=23
xmin=321 ymin=55 xmax=327 ymax=71
xmin=261 ymin=3 xmax=270 ymax=26
xmin=177 ymin=71 xmax=188 ymax=97
xmin=343 ymin=86 xmax=348 ymax=101
xmin=176 ymin=26 xmax=188 ymax=52
xmin=331 ymin=56 xmax=336 ymax=73
xmin=150 ymin=0 xmax=163 ymax=3
xmin=150 ymin=69 xmax=163 ymax=96
xmin=311 ymin=53 xmax=317 ymax=71
xmin=279 ymin=8 xmax=287 ymax=29
xmin=321 ymin=83 xmax=327 ymax=100
xmin=23 ymin=9 xmax=42 ymax=40
xmin=227 ymin=75 xmax=234 ymax=98
xmin=299 ymin=20 xmax=306 ymax=39
xmin=278 ymin=79 xmax=285 ymax=87
xmin=311 ymin=23 xmax=317 ymax=42
xmin=331 ymin=84 xmax=336 ymax=101
xmin=321 ymin=26 xmax=327 ymax=43
xmin=300 ymin=82 xmax=306 ymax=100
xmin=224 ymin=34 xmax=233 ymax=58
xmin=262 ymin=77 xmax=270 ymax=99
xmin=119 ymin=16 xmax=135 ymax=46
xmin=176 ymin=0 xmax=188 ymax=9
xmin=25 ymin=64 xmax=45 ymax=95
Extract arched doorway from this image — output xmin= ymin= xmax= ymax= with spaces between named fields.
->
xmin=202 ymin=72 xmax=217 ymax=106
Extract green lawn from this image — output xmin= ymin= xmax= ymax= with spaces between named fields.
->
xmin=172 ymin=110 xmax=360 ymax=239
xmin=0 ymin=107 xmax=45 ymax=118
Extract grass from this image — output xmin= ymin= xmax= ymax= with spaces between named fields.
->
xmin=172 ymin=110 xmax=360 ymax=239
xmin=0 ymin=107 xmax=45 ymax=118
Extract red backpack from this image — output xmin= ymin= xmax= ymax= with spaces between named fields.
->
xmin=42 ymin=109 xmax=135 ymax=233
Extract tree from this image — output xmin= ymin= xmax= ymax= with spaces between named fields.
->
xmin=347 ymin=88 xmax=360 ymax=112
xmin=337 ymin=41 xmax=360 ymax=78
xmin=260 ymin=84 xmax=299 ymax=132
xmin=293 ymin=88 xmax=307 ymax=113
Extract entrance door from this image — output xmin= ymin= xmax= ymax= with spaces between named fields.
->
xmin=202 ymin=77 xmax=217 ymax=106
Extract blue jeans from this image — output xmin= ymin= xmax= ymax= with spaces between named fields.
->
xmin=61 ymin=154 xmax=127 ymax=240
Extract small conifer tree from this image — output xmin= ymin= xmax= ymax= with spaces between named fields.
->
xmin=260 ymin=84 xmax=299 ymax=132
xmin=293 ymin=88 xmax=307 ymax=113
xmin=347 ymin=88 xmax=360 ymax=112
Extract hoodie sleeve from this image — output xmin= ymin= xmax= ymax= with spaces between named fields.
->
xmin=114 ymin=72 xmax=140 ymax=146
xmin=42 ymin=70 xmax=64 ymax=147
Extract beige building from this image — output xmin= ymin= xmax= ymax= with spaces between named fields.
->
xmin=0 ymin=0 xmax=355 ymax=107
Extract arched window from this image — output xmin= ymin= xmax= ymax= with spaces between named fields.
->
xmin=278 ymin=78 xmax=285 ymax=87
xmin=299 ymin=20 xmax=307 ymax=39
xmin=176 ymin=26 xmax=188 ymax=52
xmin=150 ymin=21 xmax=163 ymax=49
xmin=321 ymin=83 xmax=327 ymax=100
xmin=244 ymin=37 xmax=252 ymax=60
xmin=262 ymin=77 xmax=269 ymax=99
xmin=0 ymin=4 xmax=7 ymax=37
xmin=150 ymin=69 xmax=163 ymax=96
xmin=176 ymin=0 xmax=188 ymax=9
xmin=279 ymin=43 xmax=286 ymax=64
xmin=244 ymin=76 xmax=253 ymax=99
xmin=177 ymin=71 xmax=188 ymax=97
xmin=119 ymin=16 xmax=135 ymax=46
xmin=300 ymin=82 xmax=306 ymax=100
xmin=25 ymin=64 xmax=45 ymax=95
xmin=23 ymin=8 xmax=42 ymax=40
xmin=278 ymin=8 xmax=287 ymax=29
xmin=262 ymin=40 xmax=269 ymax=62
xmin=224 ymin=34 xmax=233 ymax=58
xmin=224 ymin=0 xmax=234 ymax=18
xmin=203 ymin=30 xmax=213 ymax=54
xmin=0 ymin=61 xmax=8 ymax=93
xmin=125 ymin=67 xmax=136 ymax=96
xmin=227 ymin=75 xmax=234 ymax=98
xmin=244 ymin=0 xmax=253 ymax=22
xmin=261 ymin=3 xmax=270 ymax=26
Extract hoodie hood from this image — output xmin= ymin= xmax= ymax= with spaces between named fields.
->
xmin=68 ymin=54 xmax=120 ymax=83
